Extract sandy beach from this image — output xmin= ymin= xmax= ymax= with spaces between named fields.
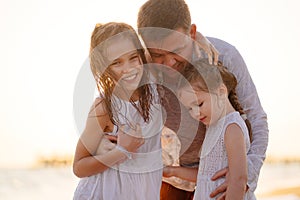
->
xmin=259 ymin=186 xmax=300 ymax=200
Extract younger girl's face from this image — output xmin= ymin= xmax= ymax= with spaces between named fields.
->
xmin=178 ymin=85 xmax=223 ymax=126
xmin=107 ymin=38 xmax=143 ymax=92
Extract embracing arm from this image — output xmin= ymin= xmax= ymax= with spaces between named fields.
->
xmin=73 ymin=139 xmax=127 ymax=178
xmin=226 ymin=47 xmax=269 ymax=192
xmin=72 ymin=98 xmax=126 ymax=178
xmin=163 ymin=166 xmax=198 ymax=182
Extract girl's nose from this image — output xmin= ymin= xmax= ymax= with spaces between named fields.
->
xmin=121 ymin=62 xmax=132 ymax=74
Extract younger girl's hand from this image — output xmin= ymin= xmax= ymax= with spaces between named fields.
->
xmin=117 ymin=124 xmax=145 ymax=153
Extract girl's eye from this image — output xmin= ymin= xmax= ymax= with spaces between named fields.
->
xmin=198 ymin=102 xmax=203 ymax=107
xmin=110 ymin=61 xmax=121 ymax=67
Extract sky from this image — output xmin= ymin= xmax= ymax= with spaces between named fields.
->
xmin=0 ymin=0 xmax=300 ymax=168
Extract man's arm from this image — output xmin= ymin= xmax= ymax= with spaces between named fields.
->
xmin=220 ymin=42 xmax=269 ymax=192
xmin=163 ymin=166 xmax=198 ymax=182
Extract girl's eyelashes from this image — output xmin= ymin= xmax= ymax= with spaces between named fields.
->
xmin=110 ymin=60 xmax=121 ymax=67
xmin=110 ymin=53 xmax=139 ymax=67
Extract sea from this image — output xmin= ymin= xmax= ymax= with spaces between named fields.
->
xmin=0 ymin=163 xmax=299 ymax=200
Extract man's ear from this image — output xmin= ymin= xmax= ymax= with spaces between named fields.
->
xmin=190 ymin=24 xmax=197 ymax=40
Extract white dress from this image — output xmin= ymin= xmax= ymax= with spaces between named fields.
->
xmin=193 ymin=111 xmax=255 ymax=200
xmin=74 ymin=90 xmax=164 ymax=200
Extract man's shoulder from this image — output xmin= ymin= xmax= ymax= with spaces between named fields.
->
xmin=206 ymin=37 xmax=236 ymax=52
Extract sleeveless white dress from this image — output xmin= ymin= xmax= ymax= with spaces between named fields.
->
xmin=193 ymin=111 xmax=255 ymax=200
xmin=74 ymin=89 xmax=164 ymax=200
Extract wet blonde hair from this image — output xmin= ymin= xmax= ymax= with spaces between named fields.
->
xmin=89 ymin=22 xmax=153 ymax=124
xmin=179 ymin=59 xmax=252 ymax=142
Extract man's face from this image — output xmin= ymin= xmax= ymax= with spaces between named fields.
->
xmin=144 ymin=28 xmax=194 ymax=80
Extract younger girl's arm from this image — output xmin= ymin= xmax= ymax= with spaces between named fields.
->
xmin=224 ymin=123 xmax=248 ymax=200
xmin=163 ymin=166 xmax=198 ymax=182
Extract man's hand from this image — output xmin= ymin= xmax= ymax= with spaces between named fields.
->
xmin=210 ymin=167 xmax=229 ymax=199
xmin=195 ymin=31 xmax=219 ymax=65
xmin=163 ymin=166 xmax=175 ymax=178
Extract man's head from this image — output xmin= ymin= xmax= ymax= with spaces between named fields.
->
xmin=137 ymin=0 xmax=191 ymax=33
xmin=137 ymin=0 xmax=197 ymax=79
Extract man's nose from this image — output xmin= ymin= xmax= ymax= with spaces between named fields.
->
xmin=163 ymin=54 xmax=176 ymax=67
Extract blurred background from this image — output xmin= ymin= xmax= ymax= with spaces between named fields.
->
xmin=1 ymin=0 xmax=300 ymax=199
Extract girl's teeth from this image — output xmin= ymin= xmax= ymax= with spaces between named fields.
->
xmin=123 ymin=74 xmax=136 ymax=81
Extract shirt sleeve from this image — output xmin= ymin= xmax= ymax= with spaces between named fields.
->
xmin=222 ymin=46 xmax=269 ymax=192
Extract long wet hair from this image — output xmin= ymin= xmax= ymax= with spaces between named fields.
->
xmin=89 ymin=22 xmax=153 ymax=124
xmin=179 ymin=59 xmax=252 ymax=142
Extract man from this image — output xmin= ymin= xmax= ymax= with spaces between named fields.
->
xmin=137 ymin=0 xmax=269 ymax=199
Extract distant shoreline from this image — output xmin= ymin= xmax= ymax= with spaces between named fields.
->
xmin=258 ymin=186 xmax=300 ymax=198
xmin=32 ymin=154 xmax=300 ymax=167
xmin=32 ymin=154 xmax=73 ymax=168
xmin=265 ymin=156 xmax=300 ymax=164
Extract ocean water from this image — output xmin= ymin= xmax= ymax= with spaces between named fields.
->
xmin=0 ymin=163 xmax=299 ymax=200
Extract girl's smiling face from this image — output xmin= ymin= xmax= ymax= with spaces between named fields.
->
xmin=107 ymin=38 xmax=143 ymax=93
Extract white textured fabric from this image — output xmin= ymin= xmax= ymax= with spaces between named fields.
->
xmin=73 ymin=87 xmax=164 ymax=200
xmin=193 ymin=112 xmax=255 ymax=200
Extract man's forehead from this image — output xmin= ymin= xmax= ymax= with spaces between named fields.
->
xmin=142 ymin=28 xmax=191 ymax=51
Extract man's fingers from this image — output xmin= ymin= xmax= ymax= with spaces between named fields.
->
xmin=212 ymin=46 xmax=220 ymax=65
xmin=216 ymin=192 xmax=226 ymax=200
xmin=211 ymin=167 xmax=228 ymax=181
xmin=210 ymin=183 xmax=227 ymax=198
xmin=208 ymin=52 xmax=213 ymax=65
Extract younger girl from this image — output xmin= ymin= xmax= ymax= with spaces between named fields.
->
xmin=165 ymin=59 xmax=254 ymax=199
xmin=73 ymin=22 xmax=163 ymax=200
